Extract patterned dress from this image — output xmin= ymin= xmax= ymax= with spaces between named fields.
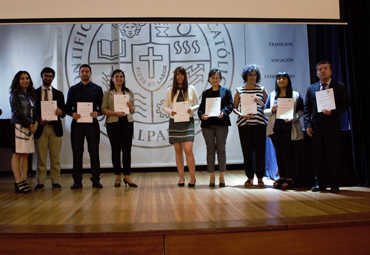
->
xmin=168 ymin=90 xmax=195 ymax=144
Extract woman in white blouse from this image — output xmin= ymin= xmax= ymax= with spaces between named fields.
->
xmin=163 ymin=67 xmax=199 ymax=187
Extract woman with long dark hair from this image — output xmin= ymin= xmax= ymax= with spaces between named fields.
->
xmin=9 ymin=71 xmax=38 ymax=193
xmin=264 ymin=71 xmax=304 ymax=189
xmin=163 ymin=66 xmax=199 ymax=187
xmin=102 ymin=69 xmax=137 ymax=187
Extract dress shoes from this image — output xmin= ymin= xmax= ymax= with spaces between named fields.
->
xmin=70 ymin=182 xmax=83 ymax=189
xmin=92 ymin=181 xmax=103 ymax=188
xmin=52 ymin=183 xmax=62 ymax=189
xmin=330 ymin=187 xmax=340 ymax=193
xmin=311 ymin=185 xmax=327 ymax=192
xmin=34 ymin=184 xmax=45 ymax=190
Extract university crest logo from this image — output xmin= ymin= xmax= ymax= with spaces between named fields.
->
xmin=65 ymin=23 xmax=234 ymax=148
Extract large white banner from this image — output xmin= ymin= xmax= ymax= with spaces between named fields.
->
xmin=0 ymin=24 xmax=310 ymax=169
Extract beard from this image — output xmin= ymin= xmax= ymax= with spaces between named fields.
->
xmin=43 ymin=80 xmax=52 ymax=87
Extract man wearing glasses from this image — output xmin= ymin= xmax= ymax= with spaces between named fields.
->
xmin=34 ymin=67 xmax=66 ymax=190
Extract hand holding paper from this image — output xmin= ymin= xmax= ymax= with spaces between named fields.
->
xmin=173 ymin=101 xmax=189 ymax=122
xmin=276 ymin=98 xmax=294 ymax=120
xmin=114 ymin=94 xmax=130 ymax=114
xmin=240 ymin=94 xmax=257 ymax=115
xmin=315 ymin=88 xmax=336 ymax=113
xmin=41 ymin=101 xmax=58 ymax=121
xmin=77 ymin=102 xmax=93 ymax=123
xmin=205 ymin=97 xmax=221 ymax=117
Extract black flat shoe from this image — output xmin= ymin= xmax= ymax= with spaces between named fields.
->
xmin=71 ymin=182 xmax=83 ymax=189
xmin=209 ymin=183 xmax=215 ymax=187
xmin=123 ymin=178 xmax=138 ymax=187
xmin=92 ymin=181 xmax=103 ymax=188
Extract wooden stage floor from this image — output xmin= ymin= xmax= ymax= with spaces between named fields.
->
xmin=1 ymin=170 xmax=370 ymax=255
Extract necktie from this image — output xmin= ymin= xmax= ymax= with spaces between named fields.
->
xmin=321 ymin=83 xmax=327 ymax=91
xmin=44 ymin=88 xmax=49 ymax=101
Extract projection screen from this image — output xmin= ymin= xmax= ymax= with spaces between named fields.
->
xmin=0 ymin=0 xmax=344 ymax=24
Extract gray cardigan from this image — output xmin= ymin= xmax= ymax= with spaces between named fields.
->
xmin=101 ymin=89 xmax=135 ymax=123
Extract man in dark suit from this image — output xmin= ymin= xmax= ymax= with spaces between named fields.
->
xmin=34 ymin=67 xmax=66 ymax=190
xmin=66 ymin=64 xmax=103 ymax=189
xmin=304 ymin=61 xmax=350 ymax=193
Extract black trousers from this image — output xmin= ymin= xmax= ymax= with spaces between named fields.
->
xmin=106 ymin=117 xmax=133 ymax=176
xmin=238 ymin=124 xmax=266 ymax=179
xmin=312 ymin=128 xmax=342 ymax=188
xmin=270 ymin=131 xmax=295 ymax=179
xmin=70 ymin=119 xmax=100 ymax=183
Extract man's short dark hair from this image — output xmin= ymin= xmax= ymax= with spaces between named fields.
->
xmin=40 ymin=67 xmax=55 ymax=78
xmin=79 ymin=64 xmax=92 ymax=72
xmin=316 ymin=61 xmax=332 ymax=71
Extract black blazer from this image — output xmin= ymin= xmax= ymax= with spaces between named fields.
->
xmin=304 ymin=80 xmax=350 ymax=134
xmin=34 ymin=86 xmax=66 ymax=139
xmin=198 ymin=86 xmax=233 ymax=128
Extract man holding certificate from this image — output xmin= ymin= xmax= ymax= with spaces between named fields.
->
xmin=66 ymin=64 xmax=104 ymax=189
xmin=34 ymin=67 xmax=66 ymax=190
xmin=304 ymin=61 xmax=350 ymax=193
xmin=264 ymin=72 xmax=304 ymax=189
xmin=198 ymin=68 xmax=233 ymax=187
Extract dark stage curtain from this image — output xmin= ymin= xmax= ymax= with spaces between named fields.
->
xmin=307 ymin=0 xmax=370 ymax=187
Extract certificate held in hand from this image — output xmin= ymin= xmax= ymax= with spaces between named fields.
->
xmin=114 ymin=94 xmax=129 ymax=113
xmin=276 ymin=98 xmax=294 ymax=119
xmin=315 ymin=88 xmax=336 ymax=113
xmin=205 ymin=97 xmax=221 ymax=117
xmin=41 ymin=101 xmax=58 ymax=121
xmin=77 ymin=102 xmax=93 ymax=123
xmin=173 ymin=101 xmax=189 ymax=123
xmin=240 ymin=94 xmax=257 ymax=114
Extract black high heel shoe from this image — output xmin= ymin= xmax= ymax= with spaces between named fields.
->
xmin=209 ymin=175 xmax=215 ymax=187
xmin=188 ymin=179 xmax=196 ymax=187
xmin=219 ymin=177 xmax=225 ymax=187
xmin=114 ymin=182 xmax=121 ymax=187
xmin=123 ymin=178 xmax=138 ymax=187
xmin=15 ymin=181 xmax=31 ymax=193
xmin=178 ymin=178 xmax=185 ymax=187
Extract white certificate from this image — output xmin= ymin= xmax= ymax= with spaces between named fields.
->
xmin=114 ymin=94 xmax=129 ymax=113
xmin=276 ymin=98 xmax=294 ymax=119
xmin=77 ymin=102 xmax=93 ymax=123
xmin=41 ymin=101 xmax=57 ymax=121
xmin=316 ymin=88 xmax=336 ymax=113
xmin=205 ymin=97 xmax=221 ymax=117
xmin=240 ymin=94 xmax=257 ymax=114
xmin=173 ymin=101 xmax=189 ymax=122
